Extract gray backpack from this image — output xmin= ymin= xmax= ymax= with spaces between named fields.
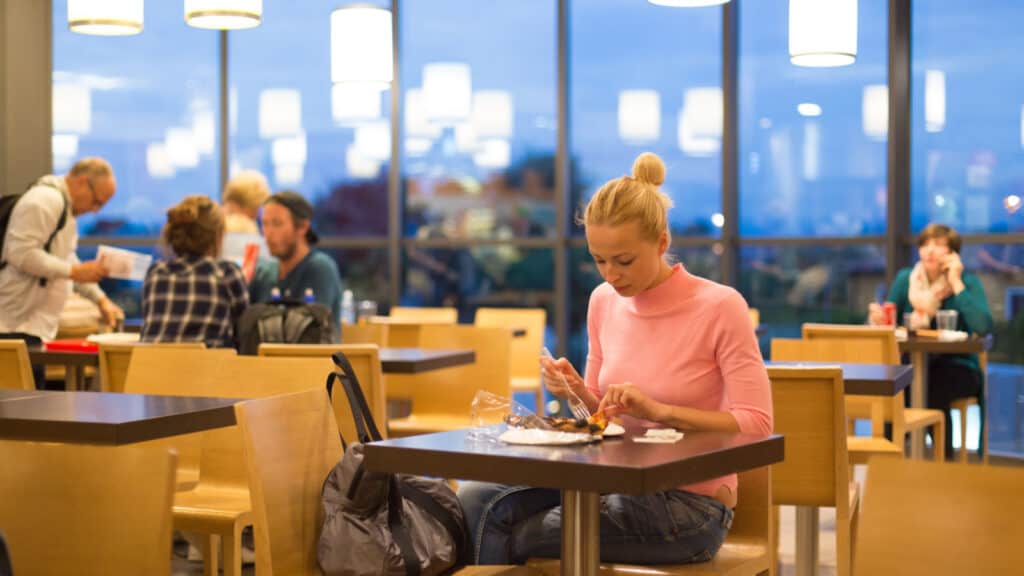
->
xmin=235 ymin=300 xmax=335 ymax=355
xmin=318 ymin=352 xmax=471 ymax=576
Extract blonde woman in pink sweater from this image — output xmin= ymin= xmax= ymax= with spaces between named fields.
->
xmin=457 ymin=152 xmax=773 ymax=566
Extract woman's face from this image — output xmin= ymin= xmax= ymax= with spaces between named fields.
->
xmin=585 ymin=221 xmax=668 ymax=297
xmin=919 ymin=237 xmax=951 ymax=275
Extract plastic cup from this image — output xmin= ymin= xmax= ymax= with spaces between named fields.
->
xmin=357 ymin=300 xmax=378 ymax=322
xmin=903 ymin=313 xmax=915 ymax=330
xmin=936 ymin=309 xmax=958 ymax=331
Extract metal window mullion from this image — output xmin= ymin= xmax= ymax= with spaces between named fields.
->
xmin=388 ymin=0 xmax=402 ymax=308
xmin=721 ymin=0 xmax=740 ymax=288
xmin=887 ymin=0 xmax=912 ymax=285
xmin=555 ymin=0 xmax=570 ymax=358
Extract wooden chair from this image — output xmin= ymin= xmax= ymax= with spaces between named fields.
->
xmin=256 ymin=342 xmax=388 ymax=438
xmin=854 ymin=458 xmax=1024 ymax=576
xmin=767 ymin=366 xmax=861 ymax=576
xmin=474 ymin=307 xmax=547 ymax=413
xmin=98 ymin=341 xmax=208 ymax=393
xmin=528 ymin=466 xmax=772 ymax=576
xmin=0 ymin=440 xmax=176 ymax=576
xmin=748 ymin=308 xmax=760 ymax=329
xmin=390 ymin=305 xmax=459 ymax=323
xmin=388 ymin=324 xmax=511 ymax=437
xmin=341 ymin=321 xmax=390 ymax=347
xmin=0 ymin=339 xmax=34 ymax=390
xmin=45 ymin=322 xmax=98 ymax=383
xmin=950 ymin=350 xmax=988 ymax=464
xmin=798 ymin=324 xmax=947 ymax=462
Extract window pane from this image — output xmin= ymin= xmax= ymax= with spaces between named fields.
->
xmin=322 ymin=247 xmax=392 ymax=311
xmin=76 ymin=244 xmax=161 ymax=319
xmin=570 ymin=2 xmax=722 ymax=238
xmin=401 ymin=0 xmax=557 ymax=239
xmin=568 ymin=246 xmax=721 ymax=370
xmin=911 ymin=2 xmax=1024 ymax=235
xmin=739 ymin=244 xmax=885 ymax=344
xmin=228 ymin=1 xmax=390 ymax=236
xmin=739 ymin=1 xmax=888 ymax=237
xmin=53 ymin=0 xmax=220 ymax=236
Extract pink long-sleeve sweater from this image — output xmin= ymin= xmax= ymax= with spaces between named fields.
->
xmin=585 ymin=263 xmax=773 ymax=500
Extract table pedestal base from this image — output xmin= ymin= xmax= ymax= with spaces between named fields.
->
xmin=561 ymin=489 xmax=599 ymax=576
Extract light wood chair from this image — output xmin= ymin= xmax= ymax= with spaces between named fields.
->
xmin=528 ymin=466 xmax=772 ymax=576
xmin=388 ymin=324 xmax=511 ymax=437
xmin=798 ymin=324 xmax=947 ymax=462
xmin=474 ymin=307 xmax=547 ymax=413
xmin=854 ymin=458 xmax=1024 ymax=576
xmin=748 ymin=308 xmax=760 ymax=329
xmin=0 ymin=339 xmax=34 ymax=390
xmin=767 ymin=366 xmax=860 ymax=576
xmin=341 ymin=321 xmax=390 ymax=347
xmin=44 ymin=322 xmax=98 ymax=383
xmin=98 ymin=341 xmax=209 ymax=393
xmin=390 ymin=305 xmax=459 ymax=323
xmin=950 ymin=350 xmax=988 ymax=464
xmin=0 ymin=440 xmax=176 ymax=576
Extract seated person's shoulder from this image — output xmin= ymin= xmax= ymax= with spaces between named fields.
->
xmin=308 ymin=251 xmax=341 ymax=274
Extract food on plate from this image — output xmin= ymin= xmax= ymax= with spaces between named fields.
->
xmin=504 ymin=411 xmax=610 ymax=435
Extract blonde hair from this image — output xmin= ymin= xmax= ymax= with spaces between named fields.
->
xmin=581 ymin=152 xmax=674 ymax=242
xmin=222 ymin=170 xmax=270 ymax=214
xmin=163 ymin=195 xmax=224 ymax=259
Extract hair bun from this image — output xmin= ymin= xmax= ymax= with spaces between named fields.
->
xmin=632 ymin=152 xmax=666 ymax=186
xmin=167 ymin=203 xmax=199 ymax=226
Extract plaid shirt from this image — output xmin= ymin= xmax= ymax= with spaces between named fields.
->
xmin=140 ymin=257 xmax=249 ymax=348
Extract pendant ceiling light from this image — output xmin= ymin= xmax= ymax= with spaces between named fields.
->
xmin=331 ymin=5 xmax=393 ymax=89
xmin=789 ymin=0 xmax=858 ymax=67
xmin=648 ymin=1 xmax=730 ymax=6
xmin=185 ymin=0 xmax=262 ymax=30
xmin=68 ymin=0 xmax=144 ymax=36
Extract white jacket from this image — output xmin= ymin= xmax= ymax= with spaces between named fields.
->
xmin=0 ymin=175 xmax=104 ymax=339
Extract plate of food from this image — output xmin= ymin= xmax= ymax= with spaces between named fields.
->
xmin=497 ymin=428 xmax=599 ymax=446
xmin=504 ymin=411 xmax=623 ymax=438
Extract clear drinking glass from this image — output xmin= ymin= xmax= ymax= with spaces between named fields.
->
xmin=936 ymin=309 xmax=959 ymax=331
xmin=356 ymin=300 xmax=379 ymax=322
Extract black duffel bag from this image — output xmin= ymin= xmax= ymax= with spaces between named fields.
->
xmin=318 ymin=352 xmax=471 ymax=576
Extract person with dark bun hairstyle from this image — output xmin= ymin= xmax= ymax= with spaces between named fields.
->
xmin=458 ymin=153 xmax=772 ymax=566
xmin=140 ymin=195 xmax=249 ymax=348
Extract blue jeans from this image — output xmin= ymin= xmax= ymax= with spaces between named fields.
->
xmin=457 ymin=482 xmax=733 ymax=565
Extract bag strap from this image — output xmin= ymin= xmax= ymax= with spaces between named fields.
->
xmin=282 ymin=308 xmax=315 ymax=342
xmin=37 ymin=193 xmax=67 ymax=288
xmin=257 ymin=309 xmax=285 ymax=344
xmin=327 ymin=351 xmax=383 ymax=442
xmin=387 ymin=476 xmax=422 ymax=576
xmin=398 ymin=481 xmax=472 ymax=568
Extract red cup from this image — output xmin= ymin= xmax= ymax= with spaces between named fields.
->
xmin=883 ymin=302 xmax=896 ymax=326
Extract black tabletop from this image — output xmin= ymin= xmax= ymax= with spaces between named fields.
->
xmin=898 ymin=336 xmax=987 ymax=354
xmin=378 ymin=348 xmax=476 ymax=374
xmin=766 ymin=361 xmax=913 ymax=396
xmin=364 ymin=428 xmax=784 ymax=495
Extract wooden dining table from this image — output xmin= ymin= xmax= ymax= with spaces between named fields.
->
xmin=0 ymin=389 xmax=239 ymax=444
xmin=364 ymin=428 xmax=784 ymax=576
xmin=766 ymin=361 xmax=913 ymax=396
xmin=898 ymin=335 xmax=988 ymax=458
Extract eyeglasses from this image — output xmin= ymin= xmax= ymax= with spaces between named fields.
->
xmin=85 ymin=179 xmax=108 ymax=211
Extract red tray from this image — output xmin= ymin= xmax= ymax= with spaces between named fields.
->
xmin=44 ymin=339 xmax=99 ymax=353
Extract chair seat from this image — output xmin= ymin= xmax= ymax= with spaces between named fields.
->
xmin=173 ymin=487 xmax=252 ymax=530
xmin=951 ymin=396 xmax=978 ymax=410
xmin=847 ymin=436 xmax=903 ymax=465
xmin=388 ymin=414 xmax=470 ymax=437
xmin=903 ymin=408 xmax=945 ymax=429
xmin=528 ymin=537 xmax=769 ymax=576
xmin=511 ymin=376 xmax=541 ymax=391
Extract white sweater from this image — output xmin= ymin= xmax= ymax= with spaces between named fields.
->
xmin=0 ymin=175 xmax=104 ymax=339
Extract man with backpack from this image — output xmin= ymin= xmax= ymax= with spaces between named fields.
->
xmin=0 ymin=157 xmax=124 ymax=388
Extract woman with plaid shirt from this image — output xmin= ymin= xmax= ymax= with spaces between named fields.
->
xmin=140 ymin=195 xmax=249 ymax=348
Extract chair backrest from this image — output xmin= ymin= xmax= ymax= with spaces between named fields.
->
xmin=234 ymin=388 xmax=344 ymax=575
xmin=854 ymin=458 xmax=1024 ymax=576
xmin=730 ymin=465 xmax=772 ymax=544
xmin=800 ymin=323 xmax=900 ymax=364
xmin=341 ymin=322 xmax=389 ymax=347
xmin=256 ymin=343 xmax=387 ymax=440
xmin=0 ymin=440 xmax=176 ymax=576
xmin=390 ymin=306 xmax=458 ymax=324
xmin=474 ymin=307 xmax=546 ymax=381
xmin=767 ymin=366 xmax=850 ymax=512
xmin=748 ymin=307 xmax=760 ymax=329
xmin=98 ymin=341 xmax=208 ymax=393
xmin=0 ymin=340 xmax=33 ymax=390
xmin=411 ymin=324 xmax=512 ymax=417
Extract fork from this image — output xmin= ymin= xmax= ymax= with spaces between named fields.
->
xmin=541 ymin=347 xmax=591 ymax=420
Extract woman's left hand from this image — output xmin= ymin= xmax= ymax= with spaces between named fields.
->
xmin=597 ymin=383 xmax=665 ymax=422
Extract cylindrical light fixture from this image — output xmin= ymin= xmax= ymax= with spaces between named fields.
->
xmin=53 ymin=84 xmax=92 ymax=134
xmin=471 ymin=91 xmax=514 ymax=139
xmin=924 ymin=70 xmax=946 ymax=133
xmin=423 ymin=62 xmax=472 ymax=123
xmin=648 ymin=0 xmax=730 ymax=6
xmin=332 ymin=83 xmax=382 ymax=126
xmin=862 ymin=84 xmax=888 ymax=141
xmin=258 ymin=89 xmax=302 ymax=139
xmin=789 ymin=0 xmax=858 ymax=67
xmin=331 ymin=5 xmax=393 ymax=89
xmin=185 ymin=0 xmax=262 ymax=30
xmin=618 ymin=90 xmax=661 ymax=144
xmin=68 ymin=0 xmax=143 ymax=36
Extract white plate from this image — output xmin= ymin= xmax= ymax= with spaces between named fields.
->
xmin=86 ymin=332 xmax=140 ymax=344
xmin=938 ymin=330 xmax=968 ymax=342
xmin=498 ymin=428 xmax=598 ymax=446
xmin=603 ymin=422 xmax=625 ymax=437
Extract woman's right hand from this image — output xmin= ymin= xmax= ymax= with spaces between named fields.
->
xmin=539 ymin=355 xmax=586 ymax=399
xmin=867 ymin=302 xmax=887 ymax=326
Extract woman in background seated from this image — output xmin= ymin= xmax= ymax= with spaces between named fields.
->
xmin=141 ymin=195 xmax=248 ymax=348
xmin=869 ymin=223 xmax=993 ymax=457
xmin=457 ymin=152 xmax=772 ymax=566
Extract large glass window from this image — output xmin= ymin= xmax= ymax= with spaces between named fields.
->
xmin=739 ymin=0 xmax=888 ymax=237
xmin=53 ymin=0 xmax=220 ymax=236
xmin=400 ymin=0 xmax=557 ymax=240
xmin=228 ymin=0 xmax=390 ymax=237
xmin=570 ymin=1 xmax=722 ymax=238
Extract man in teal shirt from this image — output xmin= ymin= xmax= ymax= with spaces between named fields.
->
xmin=249 ymin=191 xmax=343 ymax=331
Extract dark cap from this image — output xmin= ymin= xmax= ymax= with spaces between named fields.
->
xmin=266 ymin=191 xmax=318 ymax=245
